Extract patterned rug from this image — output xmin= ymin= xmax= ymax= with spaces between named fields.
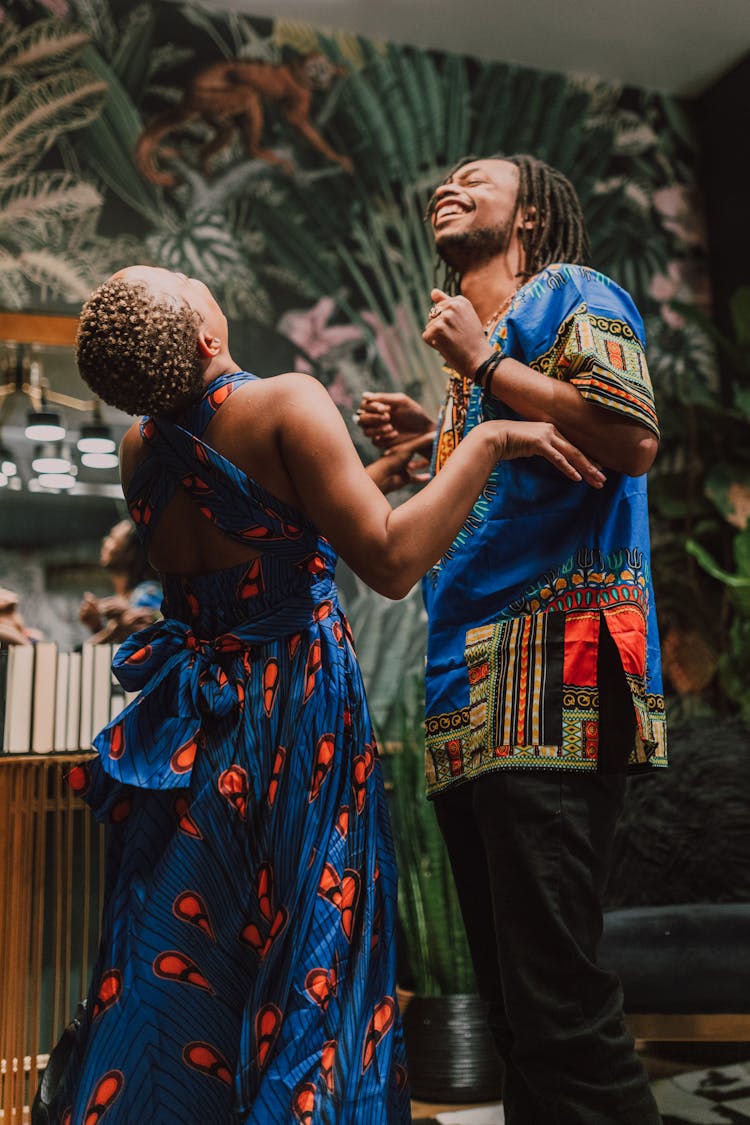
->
xmin=653 ymin=1062 xmax=750 ymax=1124
xmin=414 ymin=1062 xmax=750 ymax=1124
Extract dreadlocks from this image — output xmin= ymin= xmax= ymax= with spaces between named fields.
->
xmin=428 ymin=153 xmax=590 ymax=295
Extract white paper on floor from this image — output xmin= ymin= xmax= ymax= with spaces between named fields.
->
xmin=436 ymin=1107 xmax=504 ymax=1125
xmin=651 ymin=1062 xmax=750 ymax=1124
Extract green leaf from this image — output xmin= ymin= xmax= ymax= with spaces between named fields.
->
xmin=382 ymin=686 xmax=475 ymax=995
xmin=705 ymin=463 xmax=750 ymax=525
xmin=686 ymin=538 xmax=750 ymax=588
xmin=111 ymin=3 xmax=157 ymax=102
xmin=648 ymin=472 xmax=702 ymax=519
xmin=733 ymin=528 xmax=750 ymax=577
xmin=729 ymin=287 xmax=750 ymax=354
xmin=657 ymin=92 xmax=699 ymax=153
xmin=74 ymin=45 xmax=162 ymax=224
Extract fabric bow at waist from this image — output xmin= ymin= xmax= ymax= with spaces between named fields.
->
xmin=92 ymin=580 xmax=337 ymax=792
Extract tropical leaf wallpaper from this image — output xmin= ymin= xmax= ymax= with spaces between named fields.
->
xmin=1 ymin=0 xmax=725 ymax=724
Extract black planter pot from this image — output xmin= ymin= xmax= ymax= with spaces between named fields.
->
xmin=402 ymin=992 xmax=504 ymax=1103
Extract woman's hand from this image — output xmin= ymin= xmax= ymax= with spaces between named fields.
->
xmin=355 ymin=391 xmax=434 ymax=449
xmin=492 ymin=420 xmax=606 ymax=488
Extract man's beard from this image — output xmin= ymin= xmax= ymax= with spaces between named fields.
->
xmin=435 ymin=222 xmax=513 ymax=275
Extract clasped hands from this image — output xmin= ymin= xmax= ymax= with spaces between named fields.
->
xmin=356 ymin=288 xmax=605 ymax=492
xmin=357 ymin=287 xmax=489 ymax=491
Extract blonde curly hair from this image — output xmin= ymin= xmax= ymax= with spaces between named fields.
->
xmin=76 ymin=277 xmax=204 ymax=417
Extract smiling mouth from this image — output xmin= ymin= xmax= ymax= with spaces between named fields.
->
xmin=433 ymin=201 xmax=470 ymax=225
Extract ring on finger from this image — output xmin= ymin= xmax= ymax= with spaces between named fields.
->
xmin=428 ymin=304 xmax=442 ymax=319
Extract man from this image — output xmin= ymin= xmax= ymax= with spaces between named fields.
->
xmin=358 ymin=154 xmax=666 ymax=1124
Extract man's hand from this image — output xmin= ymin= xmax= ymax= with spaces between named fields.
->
xmin=366 ymin=431 xmax=435 ymax=494
xmin=356 ymin=391 xmax=434 ymax=449
xmin=422 ymin=288 xmax=493 ymax=377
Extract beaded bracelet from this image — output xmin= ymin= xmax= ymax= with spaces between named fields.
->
xmin=473 ymin=351 xmax=504 ymax=391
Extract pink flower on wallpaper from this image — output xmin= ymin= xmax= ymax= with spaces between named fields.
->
xmin=38 ymin=0 xmax=70 ymax=14
xmin=277 ymin=297 xmax=364 ymax=374
xmin=653 ymin=185 xmax=707 ymax=250
xmin=650 ymin=260 xmax=712 ymax=329
xmin=361 ymin=305 xmax=415 ymax=386
xmin=326 ymin=371 xmax=354 ymax=409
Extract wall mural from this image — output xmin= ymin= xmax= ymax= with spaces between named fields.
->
xmin=1 ymin=0 xmax=730 ymax=723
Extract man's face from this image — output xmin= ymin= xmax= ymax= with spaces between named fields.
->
xmin=429 ymin=159 xmax=521 ymax=271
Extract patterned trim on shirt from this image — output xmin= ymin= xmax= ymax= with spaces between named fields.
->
xmin=503 ymin=546 xmax=650 ymax=620
xmin=529 ymin=305 xmax=660 ymax=438
xmin=424 ymin=549 xmax=667 ymax=796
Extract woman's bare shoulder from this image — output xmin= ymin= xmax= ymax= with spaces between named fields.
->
xmin=214 ymin=372 xmax=336 ymax=436
xmin=118 ymin=421 xmax=148 ymax=493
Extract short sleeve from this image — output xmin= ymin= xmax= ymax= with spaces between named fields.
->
xmin=531 ymin=302 xmax=660 ymax=438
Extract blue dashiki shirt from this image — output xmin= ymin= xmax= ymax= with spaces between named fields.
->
xmin=421 ymin=263 xmax=667 ymax=797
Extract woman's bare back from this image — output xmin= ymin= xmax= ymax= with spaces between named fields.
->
xmin=120 ymin=376 xmax=306 ymax=577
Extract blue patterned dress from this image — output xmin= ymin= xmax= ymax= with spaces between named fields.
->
xmin=60 ymin=372 xmax=410 ymax=1124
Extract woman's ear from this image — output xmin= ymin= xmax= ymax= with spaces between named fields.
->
xmin=197 ymin=329 xmax=222 ymax=358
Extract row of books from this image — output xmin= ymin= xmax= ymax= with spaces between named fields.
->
xmin=0 ymin=643 xmax=135 ymax=755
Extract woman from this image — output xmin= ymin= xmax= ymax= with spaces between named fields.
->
xmin=57 ymin=266 xmax=602 ymax=1124
xmin=79 ymin=519 xmax=161 ymax=644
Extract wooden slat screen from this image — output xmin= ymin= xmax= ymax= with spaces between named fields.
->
xmin=0 ymin=757 xmax=105 ymax=1122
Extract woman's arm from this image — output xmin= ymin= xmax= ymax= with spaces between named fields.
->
xmin=275 ymin=375 xmax=604 ymax=599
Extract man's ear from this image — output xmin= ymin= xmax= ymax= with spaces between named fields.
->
xmin=520 ymin=204 xmax=538 ymax=231
xmin=197 ymin=329 xmax=221 ymax=358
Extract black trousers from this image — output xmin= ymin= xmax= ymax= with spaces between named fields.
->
xmin=432 ymin=630 xmax=662 ymax=1124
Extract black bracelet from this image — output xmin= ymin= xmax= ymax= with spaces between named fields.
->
xmin=473 ymin=351 xmax=504 ymax=391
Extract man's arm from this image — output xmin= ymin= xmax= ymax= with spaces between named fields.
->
xmin=423 ymin=288 xmax=658 ymax=477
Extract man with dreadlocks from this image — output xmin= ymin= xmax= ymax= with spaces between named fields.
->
xmin=357 ymin=154 xmax=666 ymax=1124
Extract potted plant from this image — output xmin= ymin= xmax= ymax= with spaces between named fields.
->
xmin=648 ymin=287 xmax=750 ymax=718
xmin=382 ymin=680 xmax=503 ymax=1104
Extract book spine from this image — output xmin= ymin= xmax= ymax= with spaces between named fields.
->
xmin=78 ymin=644 xmax=94 ymax=751
xmin=31 ymin=642 xmax=57 ymax=754
xmin=53 ymin=651 xmax=69 ymax=752
xmin=5 ymin=645 xmax=34 ymax=754
xmin=65 ymin=651 xmax=82 ymax=752
xmin=91 ymin=644 xmax=113 ymax=738
xmin=0 ymin=647 xmax=9 ymax=753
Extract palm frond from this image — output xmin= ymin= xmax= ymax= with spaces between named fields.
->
xmin=0 ymin=69 xmax=107 ymax=168
xmin=17 ymin=248 xmax=92 ymax=301
xmin=147 ymin=43 xmax=195 ymax=81
xmin=441 ymin=52 xmax=470 ymax=162
xmin=0 ymin=172 xmax=101 ymax=244
xmin=0 ymin=18 xmax=89 ymax=77
xmin=0 ymin=249 xmax=30 ymax=308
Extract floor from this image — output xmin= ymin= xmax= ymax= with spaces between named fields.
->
xmin=411 ymin=1048 xmax=750 ymax=1124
